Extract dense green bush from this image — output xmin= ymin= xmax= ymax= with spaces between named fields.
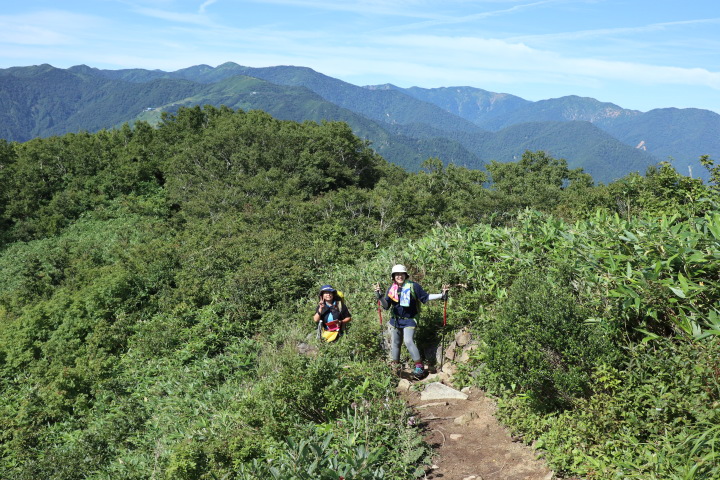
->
xmin=238 ymin=434 xmax=388 ymax=480
xmin=480 ymin=268 xmax=622 ymax=408
xmin=497 ymin=337 xmax=720 ymax=478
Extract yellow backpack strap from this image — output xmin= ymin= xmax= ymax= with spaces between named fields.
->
xmin=336 ymin=290 xmax=346 ymax=311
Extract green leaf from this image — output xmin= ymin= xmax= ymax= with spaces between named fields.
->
xmin=678 ymin=272 xmax=690 ymax=291
xmin=669 ymin=286 xmax=687 ymax=298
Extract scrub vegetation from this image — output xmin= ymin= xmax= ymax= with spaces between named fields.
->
xmin=0 ymin=106 xmax=718 ymax=479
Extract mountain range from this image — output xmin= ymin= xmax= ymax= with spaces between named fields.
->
xmin=1 ymin=62 xmax=718 ymax=183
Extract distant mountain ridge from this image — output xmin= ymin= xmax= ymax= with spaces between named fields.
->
xmin=1 ymin=62 xmax=717 ymax=182
xmin=385 ymin=85 xmax=718 ymax=179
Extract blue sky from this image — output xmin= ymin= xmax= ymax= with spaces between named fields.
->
xmin=2 ymin=0 xmax=719 ymax=114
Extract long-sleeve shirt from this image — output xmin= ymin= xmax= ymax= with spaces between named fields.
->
xmin=379 ymin=281 xmax=430 ymax=328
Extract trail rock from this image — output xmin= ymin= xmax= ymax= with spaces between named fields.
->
xmin=420 ymin=382 xmax=468 ymax=401
xmin=454 ymin=411 xmax=478 ymax=425
xmin=435 ymin=343 xmax=445 ymax=365
xmin=296 ymin=342 xmax=318 ymax=356
xmin=459 ymin=344 xmax=479 ymax=363
xmin=424 ymin=373 xmax=439 ymax=383
xmin=445 ymin=341 xmax=457 ymax=360
xmin=441 ymin=363 xmax=457 ymax=376
xmin=455 ymin=330 xmax=472 ymax=347
xmin=425 ymin=372 xmax=451 ymax=384
xmin=396 ymin=379 xmax=412 ymax=392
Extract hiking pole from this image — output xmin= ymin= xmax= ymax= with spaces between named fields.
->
xmin=442 ymin=284 xmax=450 ymax=327
xmin=443 ymin=297 xmax=447 ymax=326
xmin=373 ymin=282 xmax=383 ymax=325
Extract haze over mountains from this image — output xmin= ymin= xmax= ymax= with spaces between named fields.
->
xmin=1 ymin=62 xmax=718 ymax=183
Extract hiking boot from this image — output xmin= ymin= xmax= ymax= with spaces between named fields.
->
xmin=413 ymin=366 xmax=425 ymax=378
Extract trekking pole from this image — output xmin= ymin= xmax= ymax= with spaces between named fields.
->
xmin=373 ymin=282 xmax=383 ymax=325
xmin=442 ymin=284 xmax=450 ymax=327
xmin=443 ymin=297 xmax=447 ymax=326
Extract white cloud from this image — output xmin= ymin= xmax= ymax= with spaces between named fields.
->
xmin=237 ymin=0 xmax=555 ymax=20
xmin=508 ymin=17 xmax=720 ymax=43
xmin=131 ymin=6 xmax=215 ymax=25
xmin=0 ymin=11 xmax=104 ymax=46
xmin=199 ymin=0 xmax=218 ymax=14
xmin=358 ymin=34 xmax=720 ymax=90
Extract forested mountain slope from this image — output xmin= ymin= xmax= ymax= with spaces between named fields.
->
xmin=4 ymin=62 xmax=716 ymax=182
xmin=391 ymin=85 xmax=720 ymax=180
xmin=88 ymin=62 xmax=484 ymax=135
xmin=369 ymin=83 xmax=531 ymax=125
xmin=0 ymin=65 xmax=480 ymax=171
xmin=600 ymin=107 xmax=720 ymax=177
xmin=484 ymin=120 xmax=657 ymax=180
xmin=0 ymin=64 xmax=198 ymax=142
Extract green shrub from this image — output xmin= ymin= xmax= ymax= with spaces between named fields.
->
xmin=481 ymin=267 xmax=622 ymax=408
xmin=497 ymin=337 xmax=720 ymax=479
xmin=238 ymin=433 xmax=388 ymax=480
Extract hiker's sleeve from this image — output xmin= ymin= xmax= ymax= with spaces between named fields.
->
xmin=378 ymin=290 xmax=391 ymax=310
xmin=415 ymin=283 xmax=431 ymax=303
xmin=340 ymin=304 xmax=351 ymax=320
xmin=428 ymin=293 xmax=443 ymax=301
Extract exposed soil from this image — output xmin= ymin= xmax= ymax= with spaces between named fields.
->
xmin=397 ymin=371 xmax=555 ymax=480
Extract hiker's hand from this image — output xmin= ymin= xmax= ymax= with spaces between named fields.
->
xmin=441 ymin=284 xmax=450 ymax=301
xmin=373 ymin=282 xmax=382 ymax=293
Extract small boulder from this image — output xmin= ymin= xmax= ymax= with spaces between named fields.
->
xmin=454 ymin=411 xmax=478 ymax=425
xmin=455 ymin=330 xmax=472 ymax=347
xmin=297 ymin=342 xmax=318 ymax=356
xmin=441 ymin=363 xmax=457 ymax=376
xmin=420 ymin=382 xmax=468 ymax=401
xmin=444 ymin=341 xmax=457 ymax=361
xmin=396 ymin=378 xmax=412 ymax=392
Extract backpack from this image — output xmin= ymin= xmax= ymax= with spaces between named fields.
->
xmin=334 ymin=290 xmax=347 ymax=312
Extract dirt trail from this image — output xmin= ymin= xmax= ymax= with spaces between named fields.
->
xmin=397 ymin=371 xmax=555 ymax=480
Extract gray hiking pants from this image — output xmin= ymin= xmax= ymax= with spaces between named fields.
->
xmin=389 ymin=324 xmax=421 ymax=363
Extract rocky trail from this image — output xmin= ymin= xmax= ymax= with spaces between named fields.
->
xmin=396 ymin=329 xmax=557 ymax=480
